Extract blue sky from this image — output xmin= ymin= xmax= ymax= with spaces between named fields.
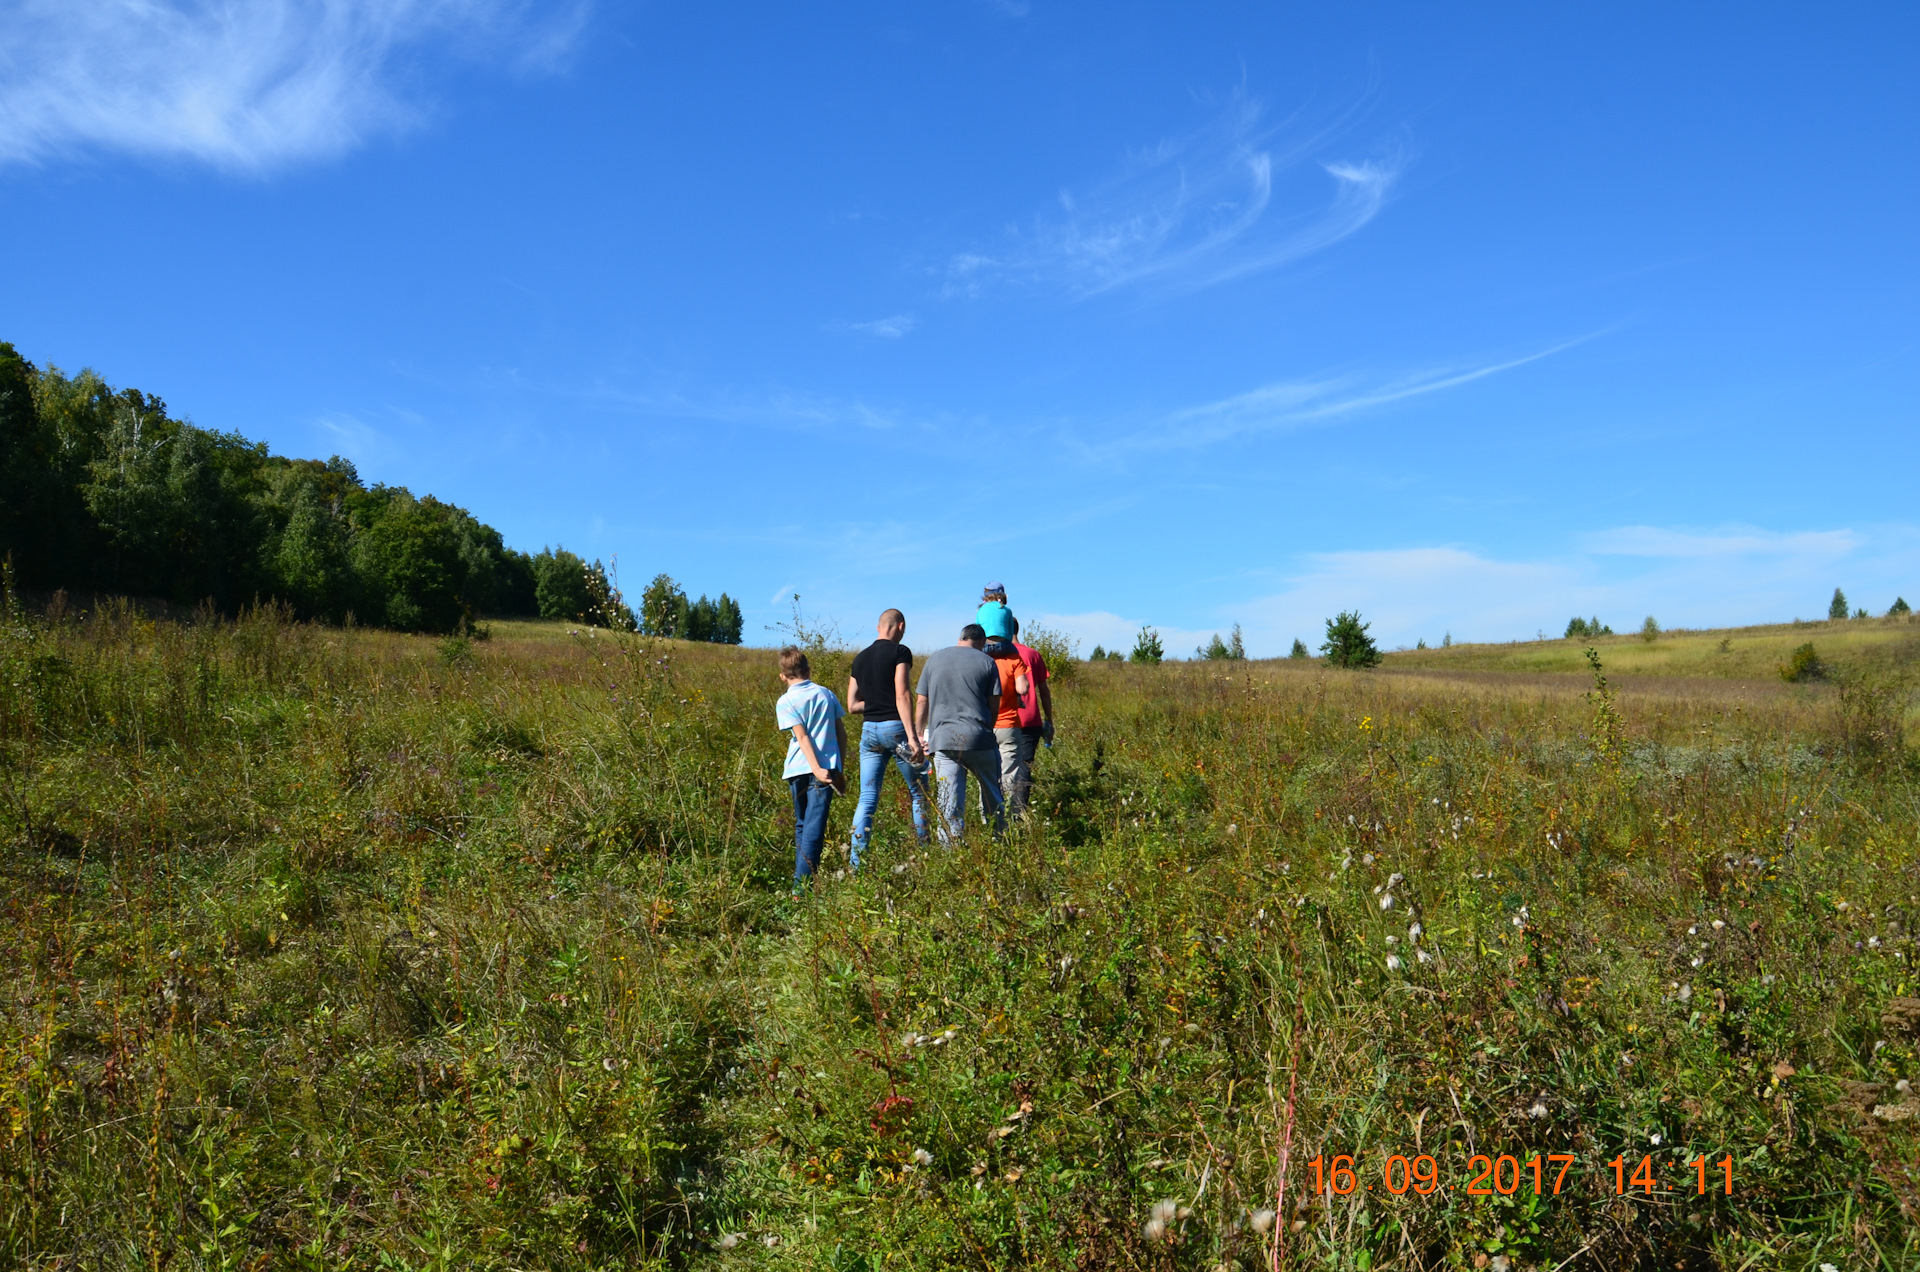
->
xmin=3 ymin=2 xmax=1916 ymax=656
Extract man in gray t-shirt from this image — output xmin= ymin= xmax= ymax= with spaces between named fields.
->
xmin=914 ymin=624 xmax=1006 ymax=840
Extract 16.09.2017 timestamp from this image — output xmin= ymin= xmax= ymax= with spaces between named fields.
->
xmin=1307 ymin=1153 xmax=1736 ymax=1197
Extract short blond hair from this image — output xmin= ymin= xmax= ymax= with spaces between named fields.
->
xmin=778 ymin=646 xmax=810 ymax=679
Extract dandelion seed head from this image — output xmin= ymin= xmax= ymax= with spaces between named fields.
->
xmin=1249 ymin=1208 xmax=1276 ymax=1234
xmin=1150 ymin=1199 xmax=1179 ymax=1223
xmin=912 ymin=1148 xmax=933 ymax=1166
xmin=1677 ymin=985 xmax=1692 ymax=1002
xmin=717 ymin=1233 xmax=741 ymax=1250
xmin=1142 ymin=1218 xmax=1166 ymax=1242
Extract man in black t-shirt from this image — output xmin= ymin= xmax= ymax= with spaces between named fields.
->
xmin=845 ymin=609 xmax=930 ymax=866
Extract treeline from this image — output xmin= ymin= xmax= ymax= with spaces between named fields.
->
xmin=0 ymin=343 xmax=741 ymax=640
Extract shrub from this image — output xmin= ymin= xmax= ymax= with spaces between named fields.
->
xmin=1829 ymin=587 xmax=1849 ymax=620
xmin=1021 ymin=622 xmax=1079 ymax=681
xmin=1779 ymin=642 xmax=1824 ymax=683
xmin=1320 ymin=610 xmax=1381 ymax=669
xmin=1639 ymin=616 xmax=1660 ymax=642
xmin=1128 ymin=627 xmax=1164 ymax=665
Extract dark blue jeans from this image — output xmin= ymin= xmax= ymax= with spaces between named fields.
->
xmin=789 ymin=773 xmax=837 ymax=883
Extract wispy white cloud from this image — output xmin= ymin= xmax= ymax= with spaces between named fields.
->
xmin=847 ymin=313 xmax=917 ymax=339
xmin=1218 ymin=524 xmax=1920 ymax=657
xmin=0 ymin=0 xmax=588 ymax=171
xmin=942 ymin=92 xmax=1400 ymax=300
xmin=1081 ymin=335 xmax=1593 ymax=457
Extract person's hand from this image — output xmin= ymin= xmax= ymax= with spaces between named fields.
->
xmin=1042 ymin=720 xmax=1055 ymax=744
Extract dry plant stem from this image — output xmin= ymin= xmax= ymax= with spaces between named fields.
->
xmin=1272 ymin=931 xmax=1306 ymax=1272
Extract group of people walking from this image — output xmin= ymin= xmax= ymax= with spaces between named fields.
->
xmin=771 ymin=582 xmax=1056 ymax=888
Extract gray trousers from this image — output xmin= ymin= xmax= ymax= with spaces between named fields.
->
xmin=995 ymin=726 xmax=1037 ymax=816
xmin=932 ymin=748 xmax=1005 ymax=842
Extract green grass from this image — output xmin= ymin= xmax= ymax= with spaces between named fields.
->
xmin=4 ymin=600 xmax=1920 ymax=1270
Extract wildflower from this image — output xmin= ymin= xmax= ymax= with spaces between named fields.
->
xmin=1386 ymin=954 xmax=1403 ymax=971
xmin=1388 ymin=872 xmax=1404 ymax=887
xmin=1227 ymin=823 xmax=1237 ymax=834
xmin=1529 ymin=1101 xmax=1548 ymax=1119
xmin=1677 ymin=985 xmax=1692 ymax=1003
xmin=1837 ymin=900 xmax=1850 ymax=911
xmin=1249 ymin=1208 xmax=1276 ymax=1233
xmin=602 ymin=1057 xmax=618 ymax=1072
xmin=912 ymin=1148 xmax=933 ymax=1166
xmin=891 ymin=863 xmax=908 ymax=875
xmin=1711 ymin=919 xmax=1725 ymax=930
xmin=1762 ymin=974 xmax=1776 ymax=985
xmin=717 ymin=1233 xmax=741 ymax=1250
xmin=763 ymin=1235 xmax=780 ymax=1247
xmin=1869 ymin=936 xmax=1882 ymax=948
xmin=1363 ymin=852 xmax=1375 ymax=865
xmin=1490 ymin=1257 xmax=1511 ymax=1272
xmin=1688 ymin=925 xmax=1698 ymax=936
xmin=1386 ymin=934 xmax=1399 ymax=945
xmin=1821 ymin=1264 xmax=1840 ymax=1272
xmin=1897 ymin=1079 xmax=1912 ymax=1095
xmin=1408 ymin=922 xmax=1423 ymax=942
xmin=1417 ymin=949 xmax=1434 ymax=964
xmin=1372 ymin=884 xmax=1384 ymax=895
xmin=1150 ymin=1199 xmax=1179 ymax=1222
xmin=1142 ymin=1219 xmax=1166 ymax=1242
xmin=1649 ymin=1133 xmax=1662 ymax=1146
xmin=1691 ymin=957 xmax=1703 ymax=968
xmin=1380 ymin=894 xmax=1396 ymax=910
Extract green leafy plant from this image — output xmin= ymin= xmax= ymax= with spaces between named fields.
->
xmin=1829 ymin=587 xmax=1849 ymax=620
xmin=1128 ymin=626 xmax=1164 ymax=664
xmin=1639 ymin=615 xmax=1660 ymax=642
xmin=1778 ymin=641 xmax=1824 ymax=682
xmin=1320 ymin=610 xmax=1381 ymax=668
xmin=1289 ymin=638 xmax=1310 ymax=659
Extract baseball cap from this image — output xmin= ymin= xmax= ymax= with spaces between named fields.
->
xmin=982 ymin=580 xmax=1005 ymax=594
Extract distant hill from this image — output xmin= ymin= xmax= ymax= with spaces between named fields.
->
xmin=1380 ymin=615 xmax=1920 ymax=681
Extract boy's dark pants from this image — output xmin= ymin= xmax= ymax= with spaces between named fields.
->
xmin=789 ymin=773 xmax=838 ymax=882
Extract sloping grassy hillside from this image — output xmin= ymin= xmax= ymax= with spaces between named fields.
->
xmin=1387 ymin=616 xmax=1920 ymax=682
xmin=3 ymin=602 xmax=1918 ymax=1271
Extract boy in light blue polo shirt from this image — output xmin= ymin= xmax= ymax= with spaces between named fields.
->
xmin=775 ymin=646 xmax=847 ymax=890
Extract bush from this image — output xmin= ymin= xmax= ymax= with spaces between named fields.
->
xmin=1128 ymin=626 xmax=1164 ymax=665
xmin=1779 ymin=642 xmax=1824 ymax=683
xmin=1320 ymin=610 xmax=1381 ymax=669
xmin=1021 ymin=622 xmax=1079 ymax=681
xmin=1640 ymin=616 xmax=1660 ymax=642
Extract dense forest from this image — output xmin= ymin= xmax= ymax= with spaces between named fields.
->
xmin=0 ymin=342 xmax=741 ymax=639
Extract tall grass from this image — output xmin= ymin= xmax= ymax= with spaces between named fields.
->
xmin=2 ymin=599 xmax=1917 ymax=1269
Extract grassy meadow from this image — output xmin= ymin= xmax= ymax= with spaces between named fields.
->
xmin=3 ymin=596 xmax=1919 ymax=1270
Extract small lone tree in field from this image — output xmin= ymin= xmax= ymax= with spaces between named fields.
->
xmin=1289 ymin=638 xmax=1310 ymax=659
xmin=1779 ymin=642 xmax=1824 ymax=683
xmin=1321 ymin=611 xmax=1381 ymax=669
xmin=1130 ymin=627 xmax=1164 ymax=665
xmin=1829 ymin=588 xmax=1849 ymax=621
xmin=1891 ymin=597 xmax=1912 ymax=618
xmin=1640 ymin=616 xmax=1660 ymax=643
xmin=1229 ymin=623 xmax=1246 ymax=660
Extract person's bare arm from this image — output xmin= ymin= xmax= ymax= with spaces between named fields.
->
xmin=915 ymin=694 xmax=930 ymax=743
xmin=1038 ymin=672 xmax=1054 ymax=725
xmin=790 ymin=722 xmax=832 ymax=783
xmin=893 ymin=662 xmax=920 ymax=750
xmin=846 ymin=674 xmax=865 ymax=715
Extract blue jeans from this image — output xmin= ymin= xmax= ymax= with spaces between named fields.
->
xmin=849 ymin=720 xmax=929 ymax=867
xmin=932 ymin=748 xmax=1006 ymax=843
xmin=789 ymin=773 xmax=836 ymax=883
